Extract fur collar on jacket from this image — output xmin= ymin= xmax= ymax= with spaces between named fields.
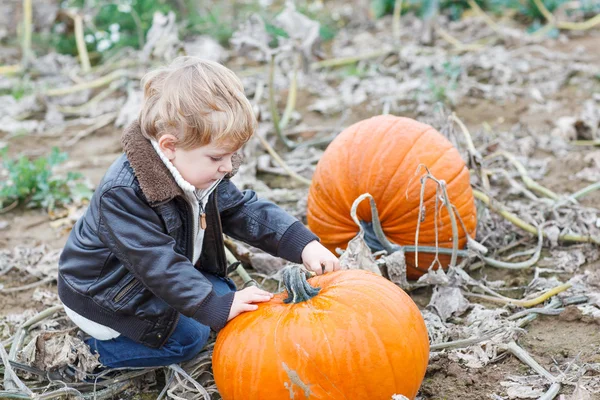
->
xmin=121 ymin=121 xmax=242 ymax=204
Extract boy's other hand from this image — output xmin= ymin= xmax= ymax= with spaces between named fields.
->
xmin=227 ymin=286 xmax=273 ymax=321
xmin=301 ymin=240 xmax=341 ymax=275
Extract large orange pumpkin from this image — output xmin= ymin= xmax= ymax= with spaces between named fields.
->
xmin=307 ymin=115 xmax=477 ymax=279
xmin=213 ymin=268 xmax=429 ymax=400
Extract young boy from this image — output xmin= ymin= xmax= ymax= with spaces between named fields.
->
xmin=57 ymin=56 xmax=339 ymax=369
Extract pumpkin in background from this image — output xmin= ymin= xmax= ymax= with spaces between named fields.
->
xmin=307 ymin=115 xmax=477 ymax=279
xmin=213 ymin=267 xmax=429 ymax=400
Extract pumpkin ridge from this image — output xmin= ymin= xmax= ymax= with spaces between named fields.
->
xmin=318 ymin=284 xmax=400 ymax=397
xmin=308 ymin=190 xmax=358 ymax=229
xmin=364 ymin=117 xmax=400 ymax=196
xmin=303 ymin=297 xmax=349 ymax=399
xmin=336 ymin=277 xmax=427 ymax=396
xmin=373 ymin=126 xmax=437 ymax=218
xmin=380 ymin=140 xmax=455 ymax=221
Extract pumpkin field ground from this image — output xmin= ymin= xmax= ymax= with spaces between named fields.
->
xmin=2 ymin=2 xmax=600 ymax=399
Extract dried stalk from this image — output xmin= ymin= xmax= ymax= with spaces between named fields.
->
xmin=3 ymin=305 xmax=63 ymax=391
xmin=465 ymin=282 xmax=571 ymax=308
xmin=65 ymin=112 xmax=118 ymax=147
xmin=532 ymin=0 xmax=600 ymax=30
xmin=430 ymin=329 xmax=501 ymax=351
xmin=570 ymin=181 xmax=600 ymax=201
xmin=467 ymin=0 xmax=502 ymax=34
xmin=412 ymin=166 xmax=460 ymax=268
xmin=392 ymin=0 xmax=404 ymax=44
xmin=130 ymin=7 xmax=145 ymax=49
xmin=224 ymin=246 xmax=258 ymax=287
xmin=45 ymin=70 xmax=135 ymax=97
xmin=57 ymin=81 xmax=125 ymax=115
xmin=506 ymin=340 xmax=556 ymax=381
xmin=22 ymin=0 xmax=33 ymax=66
xmin=309 ymin=49 xmax=392 ymax=69
xmin=350 ymin=193 xmax=394 ymax=253
xmin=349 ymin=193 xmax=462 ymax=258
xmin=66 ymin=11 xmax=91 ymax=73
xmin=516 ymin=297 xmax=562 ymax=328
xmin=0 ymin=201 xmax=19 ymax=214
xmin=0 ymin=343 xmax=33 ymax=396
xmin=484 ymin=168 xmax=539 ymax=201
xmin=0 ymin=275 xmax=55 ymax=293
xmin=436 ymin=26 xmax=484 ymax=52
xmin=450 ymin=113 xmax=482 ymax=162
xmin=268 ymin=53 xmax=295 ymax=149
xmin=36 ymin=387 xmax=84 ymax=399
xmin=253 ymin=130 xmax=312 ymax=186
xmin=473 ymin=189 xmax=600 ymax=245
xmin=487 ymin=151 xmax=559 ymax=200
xmin=279 ymin=53 xmax=300 ymax=130
xmin=571 ymin=139 xmax=600 ymax=146
xmin=507 ymin=307 xmax=563 ymax=320
xmin=268 ymin=54 xmax=336 ymax=150
xmin=0 ymin=65 xmax=23 ymax=75
xmin=539 ymin=383 xmax=561 ymax=400
xmin=167 ymin=364 xmax=210 ymax=400
xmin=478 ymin=223 xmax=543 ymax=269
xmin=506 ymin=340 xmax=561 ymax=399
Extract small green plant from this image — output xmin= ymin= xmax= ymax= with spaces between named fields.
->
xmin=0 ymin=77 xmax=34 ymax=100
xmin=370 ymin=0 xmax=582 ymax=26
xmin=53 ymin=0 xmax=178 ymax=62
xmin=0 ymin=147 xmax=93 ymax=211
xmin=424 ymin=59 xmax=462 ymax=104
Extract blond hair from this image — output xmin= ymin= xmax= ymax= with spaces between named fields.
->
xmin=139 ymin=56 xmax=256 ymax=151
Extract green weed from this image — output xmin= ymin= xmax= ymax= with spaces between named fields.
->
xmin=0 ymin=147 xmax=92 ymax=211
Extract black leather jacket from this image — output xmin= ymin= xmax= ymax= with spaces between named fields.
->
xmin=57 ymin=122 xmax=318 ymax=348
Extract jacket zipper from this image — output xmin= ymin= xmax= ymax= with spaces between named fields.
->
xmin=212 ymin=194 xmax=228 ymax=276
xmin=113 ymin=278 xmax=140 ymax=303
xmin=180 ymin=197 xmax=195 ymax=261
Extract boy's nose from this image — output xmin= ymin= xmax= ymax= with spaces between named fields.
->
xmin=218 ymin=156 xmax=233 ymax=173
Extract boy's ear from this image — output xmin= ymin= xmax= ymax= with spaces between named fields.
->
xmin=158 ymin=134 xmax=178 ymax=160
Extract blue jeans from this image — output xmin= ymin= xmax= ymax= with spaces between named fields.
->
xmin=86 ymin=273 xmax=236 ymax=368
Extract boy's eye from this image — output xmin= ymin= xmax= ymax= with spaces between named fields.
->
xmin=210 ymin=156 xmax=223 ymax=162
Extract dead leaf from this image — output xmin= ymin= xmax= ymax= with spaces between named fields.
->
xmin=428 ymin=286 xmax=470 ymax=322
xmin=339 ymin=233 xmax=381 ymax=275
xmin=383 ymin=251 xmax=409 ymax=289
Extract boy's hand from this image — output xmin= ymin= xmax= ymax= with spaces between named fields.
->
xmin=301 ymin=240 xmax=341 ymax=275
xmin=227 ymin=286 xmax=273 ymax=321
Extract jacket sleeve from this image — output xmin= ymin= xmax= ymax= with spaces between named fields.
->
xmin=217 ymin=179 xmax=319 ymax=264
xmin=98 ymin=186 xmax=234 ymax=331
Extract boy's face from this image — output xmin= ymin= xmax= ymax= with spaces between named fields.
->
xmin=159 ymin=135 xmax=236 ymax=189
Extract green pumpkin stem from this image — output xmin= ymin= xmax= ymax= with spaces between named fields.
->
xmin=282 ymin=265 xmax=321 ymax=304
